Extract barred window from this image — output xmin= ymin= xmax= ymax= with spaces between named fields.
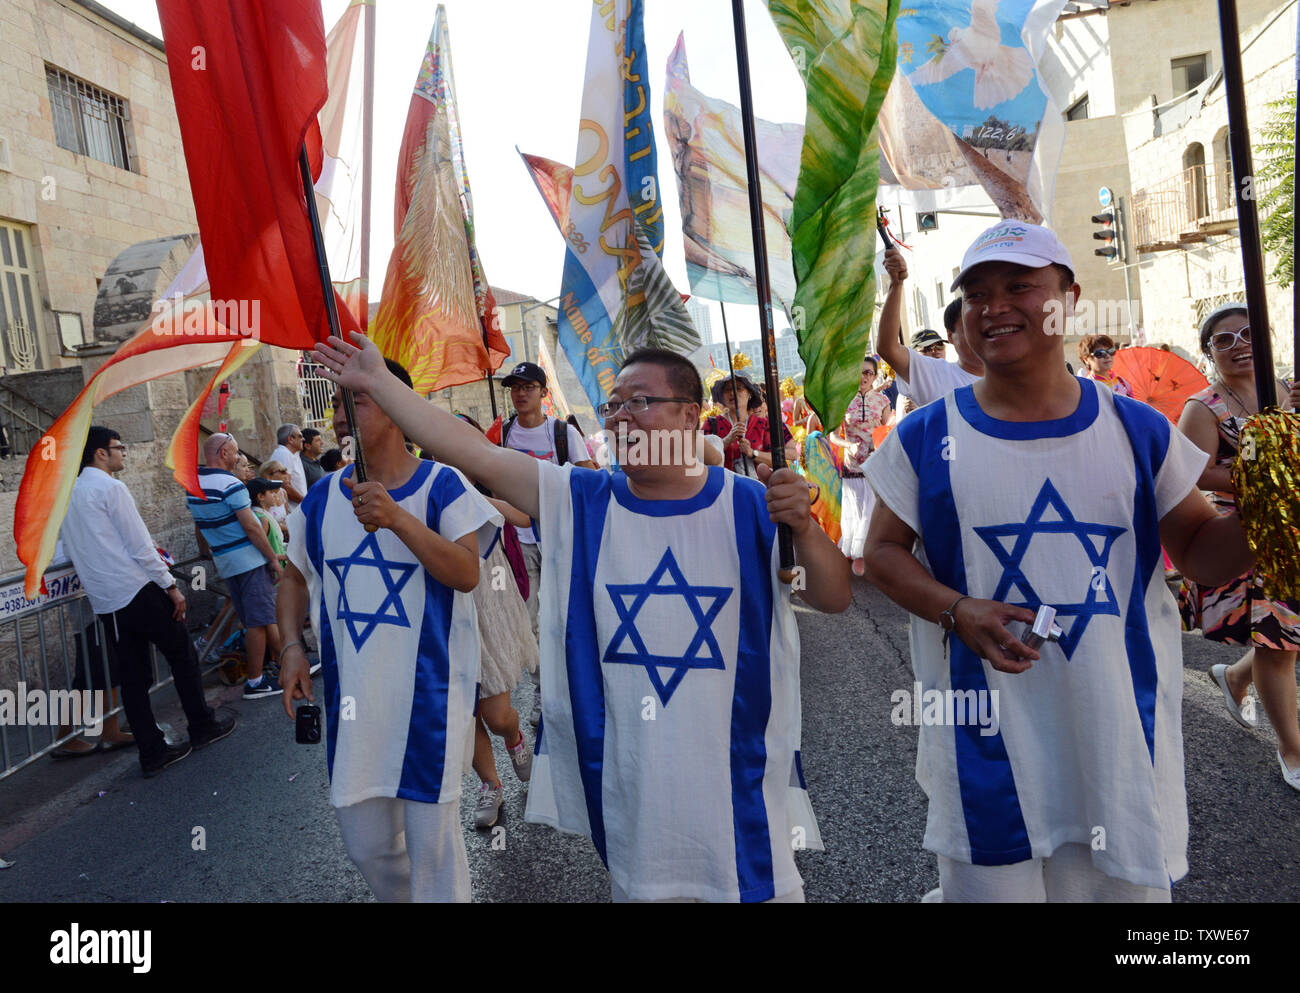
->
xmin=45 ymin=65 xmax=134 ymax=171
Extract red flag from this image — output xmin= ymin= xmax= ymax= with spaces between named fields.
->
xmin=156 ymin=0 xmax=358 ymax=346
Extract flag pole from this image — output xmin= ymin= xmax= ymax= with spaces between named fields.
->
xmin=1215 ymin=0 xmax=1278 ymax=408
xmin=299 ymin=145 xmax=369 ymax=487
xmin=360 ymin=0 xmax=375 ymax=335
xmin=731 ymin=0 xmax=795 ymax=579
xmin=717 ymin=301 xmax=752 ymax=477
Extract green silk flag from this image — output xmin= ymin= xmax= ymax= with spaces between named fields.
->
xmin=766 ymin=0 xmax=899 ymax=431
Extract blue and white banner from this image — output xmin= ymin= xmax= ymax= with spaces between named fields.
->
xmin=558 ymin=0 xmax=699 ymax=410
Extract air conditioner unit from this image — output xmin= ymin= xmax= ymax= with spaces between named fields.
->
xmin=0 ymin=134 xmax=12 ymax=172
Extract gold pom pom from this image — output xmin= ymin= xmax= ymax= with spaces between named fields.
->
xmin=700 ymin=401 xmax=724 ymax=423
xmin=878 ymin=359 xmax=895 ymax=381
xmin=703 ymin=367 xmax=726 ymax=391
xmin=780 ymin=376 xmax=800 ymax=399
xmin=1231 ymin=409 xmax=1300 ymax=598
xmin=731 ymin=352 xmax=752 ymax=371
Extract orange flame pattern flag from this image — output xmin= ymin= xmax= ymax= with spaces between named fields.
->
xmin=370 ymin=5 xmax=509 ymax=393
xmin=14 ymin=0 xmax=361 ymax=598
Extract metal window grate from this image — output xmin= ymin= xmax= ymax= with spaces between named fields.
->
xmin=44 ymin=65 xmax=133 ymax=171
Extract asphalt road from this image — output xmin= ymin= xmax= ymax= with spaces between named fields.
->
xmin=0 ymin=578 xmax=1296 ymax=902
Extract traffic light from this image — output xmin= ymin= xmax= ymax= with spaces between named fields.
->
xmin=1091 ymin=210 xmax=1118 ymax=261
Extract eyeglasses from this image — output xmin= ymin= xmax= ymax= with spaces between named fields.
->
xmin=509 ymin=382 xmax=542 ymax=393
xmin=1091 ymin=348 xmax=1116 ymax=359
xmin=1210 ymin=326 xmax=1251 ymax=351
xmin=596 ymin=396 xmax=693 ymax=419
xmin=108 ymin=443 xmax=127 ymax=452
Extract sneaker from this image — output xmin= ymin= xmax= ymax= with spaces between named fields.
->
xmin=263 ymin=658 xmax=281 ymax=682
xmin=474 ymin=782 xmax=504 ymax=829
xmin=243 ymin=675 xmax=284 ymax=700
xmin=1280 ymin=751 xmax=1300 ymax=792
xmin=1210 ymin=663 xmax=1257 ymax=729
xmin=191 ymin=709 xmax=237 ymax=750
xmin=507 ymin=733 xmax=532 ymax=783
xmin=141 ymin=740 xmax=192 ymax=778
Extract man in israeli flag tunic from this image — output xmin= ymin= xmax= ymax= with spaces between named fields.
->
xmin=279 ymin=361 xmax=501 ymax=903
xmin=309 ymin=334 xmax=852 ymax=902
xmin=863 ymin=222 xmax=1256 ymax=902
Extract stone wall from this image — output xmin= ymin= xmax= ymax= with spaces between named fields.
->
xmin=0 ymin=0 xmax=197 ymax=370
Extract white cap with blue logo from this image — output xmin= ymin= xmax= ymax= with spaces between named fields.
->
xmin=951 ymin=221 xmax=1076 ymax=292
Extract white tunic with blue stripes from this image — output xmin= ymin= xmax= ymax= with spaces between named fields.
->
xmin=286 ymin=462 xmax=500 ymax=809
xmin=865 ymin=380 xmax=1209 ymax=888
xmin=525 ymin=463 xmax=822 ymax=902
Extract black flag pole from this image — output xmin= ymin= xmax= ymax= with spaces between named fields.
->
xmin=1215 ymin=0 xmax=1278 ymax=408
xmin=731 ymin=0 xmax=795 ymax=580
xmin=299 ymin=145 xmax=370 ymax=489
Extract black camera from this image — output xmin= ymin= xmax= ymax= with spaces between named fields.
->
xmin=295 ymin=704 xmax=321 ymax=744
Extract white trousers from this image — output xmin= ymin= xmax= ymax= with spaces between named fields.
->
xmin=838 ymin=476 xmax=876 ymax=559
xmin=937 ymin=843 xmax=1171 ymax=903
xmin=334 ymin=797 xmax=470 ymax=903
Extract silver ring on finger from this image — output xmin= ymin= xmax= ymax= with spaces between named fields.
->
xmin=998 ymin=642 xmax=1008 ymax=651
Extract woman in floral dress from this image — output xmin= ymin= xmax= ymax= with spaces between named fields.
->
xmin=1177 ymin=302 xmax=1300 ymax=791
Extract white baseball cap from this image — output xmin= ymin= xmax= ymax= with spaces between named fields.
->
xmin=951 ymin=221 xmax=1076 ymax=292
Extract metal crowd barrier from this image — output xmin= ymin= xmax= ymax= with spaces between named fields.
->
xmin=0 ymin=558 xmax=234 ymax=783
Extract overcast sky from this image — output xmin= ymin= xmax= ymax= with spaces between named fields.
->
xmin=102 ymin=0 xmax=805 ymax=339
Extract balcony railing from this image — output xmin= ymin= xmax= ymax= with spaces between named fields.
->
xmin=1131 ymin=162 xmax=1271 ymax=252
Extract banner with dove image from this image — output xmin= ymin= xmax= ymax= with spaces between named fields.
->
xmin=882 ymin=0 xmax=1069 ymax=222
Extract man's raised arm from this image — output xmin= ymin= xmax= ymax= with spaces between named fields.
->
xmin=875 ymin=248 xmax=911 ymax=384
xmin=314 ymin=331 xmax=541 ymax=520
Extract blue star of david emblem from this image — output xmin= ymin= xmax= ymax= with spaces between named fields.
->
xmin=603 ymin=548 xmax=732 ymax=706
xmin=326 ymin=532 xmax=419 ymax=652
xmin=973 ymin=479 xmax=1126 ymax=659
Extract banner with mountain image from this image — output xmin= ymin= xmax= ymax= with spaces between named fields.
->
xmin=880 ymin=0 xmax=1070 ymax=222
xmin=554 ymin=0 xmax=699 ymax=410
xmin=663 ymin=32 xmax=801 ymax=313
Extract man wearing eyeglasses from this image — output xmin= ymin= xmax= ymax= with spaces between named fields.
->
xmin=269 ymin=424 xmax=309 ymax=515
xmin=309 ymin=333 xmax=851 ymax=902
xmin=60 ymin=425 xmax=236 ymax=777
xmin=500 ymin=362 xmax=597 ymax=726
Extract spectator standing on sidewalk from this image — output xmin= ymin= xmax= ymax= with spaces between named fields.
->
xmin=59 ymin=426 xmax=236 ymax=777
xmin=300 ymin=428 xmax=326 ymax=490
xmin=188 ymin=432 xmax=285 ymax=700
xmin=269 ymin=424 xmax=308 ymax=514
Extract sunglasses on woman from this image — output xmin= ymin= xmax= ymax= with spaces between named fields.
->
xmin=1091 ymin=348 xmax=1116 ymax=359
xmin=1210 ymin=326 xmax=1251 ymax=351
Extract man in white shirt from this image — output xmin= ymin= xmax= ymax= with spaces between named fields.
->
xmin=59 ymin=426 xmax=237 ymax=777
xmin=862 ymin=222 xmax=1253 ymax=902
xmin=306 ymin=336 xmax=851 ymax=902
xmin=499 ymin=361 xmax=597 ymax=725
xmin=876 ymin=250 xmax=983 ymax=411
xmin=269 ymin=423 xmax=308 ymax=514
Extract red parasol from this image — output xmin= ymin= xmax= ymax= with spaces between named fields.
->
xmin=1111 ymin=347 xmax=1209 ymax=423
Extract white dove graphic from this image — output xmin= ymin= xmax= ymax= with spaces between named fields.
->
xmin=909 ymin=0 xmax=1035 ymax=110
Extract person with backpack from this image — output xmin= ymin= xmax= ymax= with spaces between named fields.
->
xmin=499 ymin=362 xmax=598 ymax=725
